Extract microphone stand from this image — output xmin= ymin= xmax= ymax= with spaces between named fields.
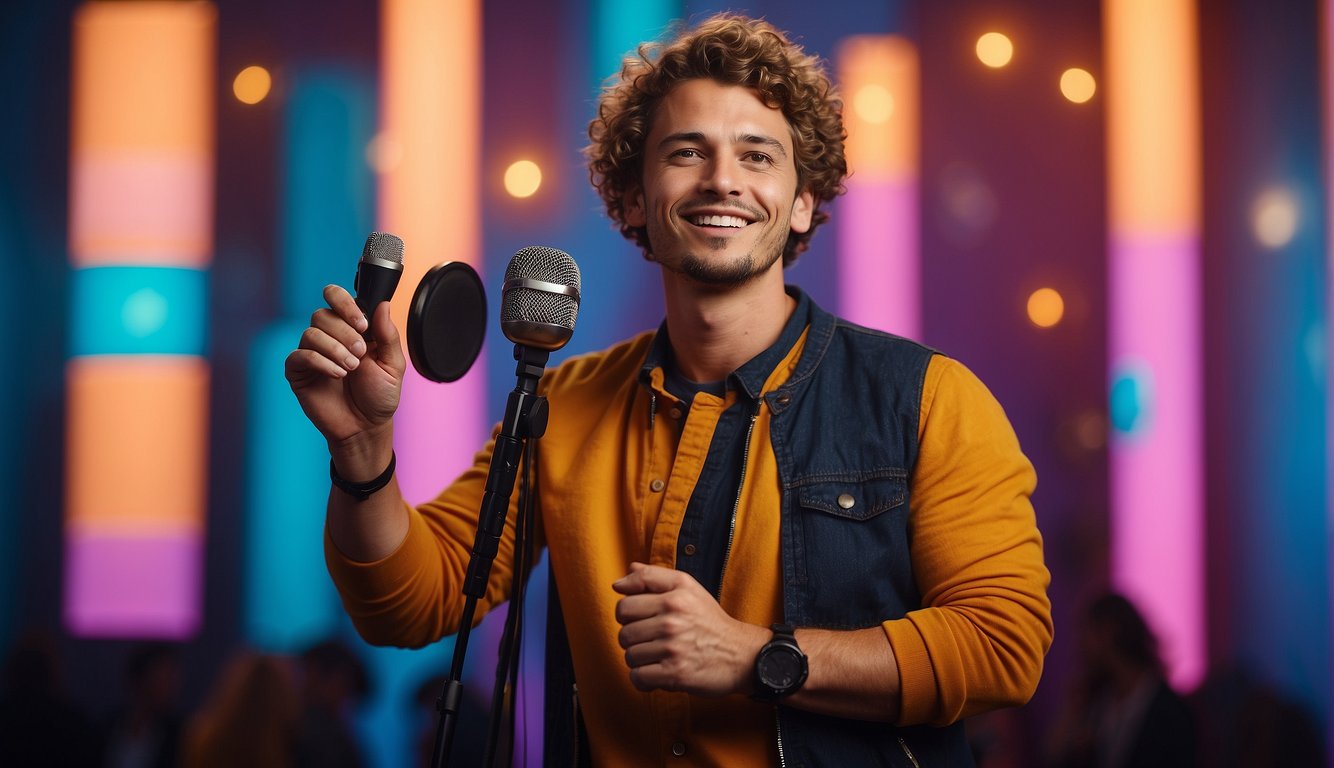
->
xmin=432 ymin=343 xmax=550 ymax=768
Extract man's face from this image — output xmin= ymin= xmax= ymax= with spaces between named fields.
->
xmin=625 ymin=79 xmax=814 ymax=286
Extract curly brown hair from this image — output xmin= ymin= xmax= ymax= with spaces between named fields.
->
xmin=586 ymin=14 xmax=847 ymax=267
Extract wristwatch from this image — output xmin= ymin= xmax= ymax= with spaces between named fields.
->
xmin=752 ymin=624 xmax=808 ymax=701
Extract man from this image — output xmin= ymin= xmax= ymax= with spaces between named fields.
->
xmin=286 ymin=14 xmax=1052 ymax=766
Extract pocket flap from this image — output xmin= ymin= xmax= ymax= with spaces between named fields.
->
xmin=795 ymin=474 xmax=907 ymax=521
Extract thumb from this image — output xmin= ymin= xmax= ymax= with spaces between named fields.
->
xmin=369 ymin=301 xmax=406 ymax=373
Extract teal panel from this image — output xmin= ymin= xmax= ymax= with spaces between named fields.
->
xmin=70 ymin=266 xmax=208 ymax=357
xmin=244 ymin=321 xmax=343 ymax=651
xmin=282 ymin=70 xmax=376 ymax=316
xmin=592 ymin=0 xmax=681 ymax=91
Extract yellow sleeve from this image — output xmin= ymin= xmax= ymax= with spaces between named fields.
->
xmin=323 ymin=430 xmax=531 ymax=648
xmin=881 ymin=355 xmax=1053 ymax=726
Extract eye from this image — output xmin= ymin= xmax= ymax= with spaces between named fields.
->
xmin=670 ymin=148 xmax=703 ymax=160
xmin=742 ymin=152 xmax=774 ymax=165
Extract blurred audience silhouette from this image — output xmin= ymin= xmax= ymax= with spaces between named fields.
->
xmin=294 ymin=639 xmax=369 ymax=768
xmin=181 ymin=651 xmax=298 ymax=768
xmin=1043 ymin=593 xmax=1196 ymax=768
xmin=104 ymin=642 xmax=184 ymax=768
xmin=1190 ymin=661 xmax=1326 ymax=767
xmin=0 ymin=629 xmax=102 ymax=767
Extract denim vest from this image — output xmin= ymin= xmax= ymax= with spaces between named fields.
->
xmin=545 ymin=296 xmax=975 ymax=767
xmin=763 ymin=299 xmax=974 ymax=767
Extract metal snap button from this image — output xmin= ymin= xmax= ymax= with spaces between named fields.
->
xmin=837 ymin=493 xmax=856 ymax=510
xmin=669 ymin=406 xmax=683 ymax=419
xmin=671 ymin=741 xmax=687 ymax=757
xmin=683 ymin=544 xmax=697 ymax=556
xmin=650 ymin=478 xmax=666 ymax=493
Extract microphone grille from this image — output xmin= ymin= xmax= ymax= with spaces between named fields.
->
xmin=501 ymin=246 xmax=580 ymax=347
xmin=363 ymin=232 xmax=404 ymax=264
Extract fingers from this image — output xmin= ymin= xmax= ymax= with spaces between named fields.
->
xmin=323 ymin=284 xmax=368 ymax=335
xmin=291 ymin=285 xmax=376 ymax=379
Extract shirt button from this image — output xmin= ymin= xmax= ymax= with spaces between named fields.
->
xmin=837 ymin=493 xmax=856 ymax=510
xmin=671 ymin=741 xmax=687 ymax=757
xmin=683 ymin=544 xmax=697 ymax=556
xmin=669 ymin=406 xmax=683 ymax=419
xmin=650 ymin=479 xmax=666 ymax=493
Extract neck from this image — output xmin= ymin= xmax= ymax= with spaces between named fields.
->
xmin=659 ymin=264 xmax=794 ymax=383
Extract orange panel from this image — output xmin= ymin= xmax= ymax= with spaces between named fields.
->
xmin=837 ymin=36 xmax=918 ymax=182
xmin=379 ymin=0 xmax=482 ymax=332
xmin=71 ymin=1 xmax=216 ymax=155
xmin=1104 ymin=0 xmax=1201 ymax=232
xmin=65 ymin=356 xmax=210 ymax=528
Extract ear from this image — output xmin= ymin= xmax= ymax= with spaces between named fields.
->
xmin=789 ymin=188 xmax=815 ymax=234
xmin=624 ymin=187 xmax=647 ymax=227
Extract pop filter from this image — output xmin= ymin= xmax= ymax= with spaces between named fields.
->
xmin=407 ymin=261 xmax=486 ymax=383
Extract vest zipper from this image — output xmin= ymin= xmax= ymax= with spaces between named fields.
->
xmin=715 ymin=408 xmax=758 ymax=601
xmin=775 ymin=709 xmax=788 ymax=768
xmin=898 ymin=736 xmax=922 ymax=768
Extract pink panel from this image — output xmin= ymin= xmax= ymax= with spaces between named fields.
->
xmin=1108 ymin=232 xmax=1204 ymax=689
xmin=64 ymin=528 xmax=202 ymax=639
xmin=394 ymin=364 xmax=489 ymax=505
xmin=70 ymin=151 xmax=213 ymax=267
xmin=836 ymin=178 xmax=919 ymax=339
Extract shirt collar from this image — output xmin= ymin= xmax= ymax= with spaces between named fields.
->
xmin=639 ymin=286 xmax=812 ymax=401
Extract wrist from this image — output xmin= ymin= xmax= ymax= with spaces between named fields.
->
xmin=329 ymin=426 xmax=394 ymax=482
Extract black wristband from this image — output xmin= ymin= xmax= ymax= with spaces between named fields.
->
xmin=330 ymin=451 xmax=396 ymax=501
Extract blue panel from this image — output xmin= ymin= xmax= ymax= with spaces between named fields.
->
xmin=244 ymin=321 xmax=343 ymax=651
xmin=1205 ymin=0 xmax=1330 ymax=742
xmin=282 ymin=70 xmax=376 ymax=316
xmin=70 ymin=266 xmax=208 ymax=357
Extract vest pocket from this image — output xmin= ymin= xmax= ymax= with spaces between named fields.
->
xmin=794 ymin=471 xmax=908 ymax=522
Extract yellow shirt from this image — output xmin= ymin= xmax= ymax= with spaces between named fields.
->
xmin=327 ymin=328 xmax=1052 ymax=766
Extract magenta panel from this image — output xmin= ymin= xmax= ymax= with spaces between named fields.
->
xmin=64 ymin=528 xmax=202 ymax=639
xmin=1108 ymin=231 xmax=1204 ymax=689
xmin=394 ymin=364 xmax=490 ymax=505
xmin=836 ymin=177 xmax=919 ymax=339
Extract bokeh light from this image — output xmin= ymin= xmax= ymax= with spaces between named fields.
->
xmin=1252 ymin=186 xmax=1299 ymax=248
xmin=976 ymin=32 xmax=1014 ymax=68
xmin=504 ymin=159 xmax=542 ymax=198
xmin=365 ymin=132 xmax=403 ymax=174
xmin=232 ymin=65 xmax=271 ymax=104
xmin=853 ymin=83 xmax=895 ymax=124
xmin=1027 ymin=287 xmax=1065 ymax=328
xmin=1060 ymin=67 xmax=1096 ymax=103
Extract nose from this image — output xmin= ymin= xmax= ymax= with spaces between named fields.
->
xmin=700 ymin=157 xmax=741 ymax=197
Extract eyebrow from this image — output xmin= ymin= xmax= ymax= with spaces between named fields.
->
xmin=657 ymin=131 xmax=790 ymax=159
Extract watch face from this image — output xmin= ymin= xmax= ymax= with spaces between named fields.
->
xmin=759 ymin=647 xmax=804 ymax=689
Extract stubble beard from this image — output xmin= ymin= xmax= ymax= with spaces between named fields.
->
xmin=651 ymin=220 xmax=788 ymax=288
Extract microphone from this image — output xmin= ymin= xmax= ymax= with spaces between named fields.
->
xmin=433 ymin=245 xmax=580 ymax=767
xmin=353 ymin=231 xmax=405 ymax=339
xmin=500 ymin=246 xmax=580 ymax=351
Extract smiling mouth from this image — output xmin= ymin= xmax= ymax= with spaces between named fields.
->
xmin=688 ymin=214 xmax=750 ymax=228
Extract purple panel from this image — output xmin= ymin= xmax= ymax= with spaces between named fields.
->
xmin=837 ymin=177 xmax=920 ymax=339
xmin=64 ymin=528 xmax=202 ymax=639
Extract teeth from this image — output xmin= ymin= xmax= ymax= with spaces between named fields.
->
xmin=691 ymin=214 xmax=748 ymax=228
